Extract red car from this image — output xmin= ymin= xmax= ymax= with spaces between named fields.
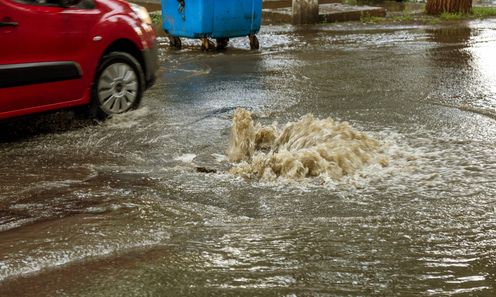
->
xmin=0 ymin=0 xmax=158 ymax=120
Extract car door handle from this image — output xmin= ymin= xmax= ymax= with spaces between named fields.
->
xmin=0 ymin=21 xmax=18 ymax=27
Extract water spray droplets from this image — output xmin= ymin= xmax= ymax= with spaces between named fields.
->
xmin=227 ymin=108 xmax=388 ymax=180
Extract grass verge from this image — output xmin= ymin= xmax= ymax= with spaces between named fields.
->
xmin=472 ymin=6 xmax=496 ymax=18
xmin=360 ymin=6 xmax=496 ymax=24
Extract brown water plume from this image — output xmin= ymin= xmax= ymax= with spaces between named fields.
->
xmin=227 ymin=108 xmax=388 ymax=180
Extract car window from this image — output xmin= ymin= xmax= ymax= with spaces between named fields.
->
xmin=14 ymin=0 xmax=60 ymax=6
xmin=76 ymin=0 xmax=95 ymax=9
xmin=13 ymin=0 xmax=95 ymax=8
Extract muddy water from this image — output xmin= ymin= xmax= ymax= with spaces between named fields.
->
xmin=1 ymin=20 xmax=496 ymax=296
xmin=227 ymin=108 xmax=387 ymax=179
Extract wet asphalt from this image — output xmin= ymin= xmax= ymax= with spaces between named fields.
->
xmin=1 ymin=19 xmax=496 ymax=296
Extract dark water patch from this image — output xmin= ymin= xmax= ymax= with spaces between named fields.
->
xmin=0 ymin=110 xmax=96 ymax=143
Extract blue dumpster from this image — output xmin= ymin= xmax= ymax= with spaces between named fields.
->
xmin=162 ymin=0 xmax=262 ymax=50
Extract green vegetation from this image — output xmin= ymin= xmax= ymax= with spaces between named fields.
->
xmin=439 ymin=12 xmax=465 ymax=21
xmin=438 ymin=7 xmax=496 ymax=21
xmin=428 ymin=18 xmax=442 ymax=25
xmin=472 ymin=6 xmax=496 ymax=18
xmin=360 ymin=10 xmax=414 ymax=24
xmin=395 ymin=10 xmax=415 ymax=22
xmin=359 ymin=6 xmax=496 ymax=25
xmin=342 ymin=0 xmax=359 ymax=6
xmin=360 ymin=14 xmax=386 ymax=23
xmin=150 ymin=12 xmax=162 ymax=25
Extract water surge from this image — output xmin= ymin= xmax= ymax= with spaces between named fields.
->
xmin=227 ymin=108 xmax=388 ymax=180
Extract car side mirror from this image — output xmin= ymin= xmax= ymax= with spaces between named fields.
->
xmin=58 ymin=0 xmax=82 ymax=7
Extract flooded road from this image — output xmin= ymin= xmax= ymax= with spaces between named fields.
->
xmin=1 ymin=20 xmax=496 ymax=296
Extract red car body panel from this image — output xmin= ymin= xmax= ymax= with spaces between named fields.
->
xmin=0 ymin=0 xmax=157 ymax=120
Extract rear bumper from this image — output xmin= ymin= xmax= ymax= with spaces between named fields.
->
xmin=143 ymin=40 xmax=159 ymax=89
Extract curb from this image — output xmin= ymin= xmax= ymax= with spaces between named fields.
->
xmin=263 ymin=3 xmax=387 ymax=24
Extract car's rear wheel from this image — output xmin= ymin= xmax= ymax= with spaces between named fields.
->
xmin=90 ymin=52 xmax=144 ymax=119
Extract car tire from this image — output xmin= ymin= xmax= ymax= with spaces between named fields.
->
xmin=89 ymin=51 xmax=145 ymax=119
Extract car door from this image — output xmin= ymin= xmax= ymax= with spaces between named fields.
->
xmin=0 ymin=0 xmax=97 ymax=116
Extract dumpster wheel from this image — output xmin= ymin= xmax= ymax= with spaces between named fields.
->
xmin=169 ymin=36 xmax=182 ymax=50
xmin=201 ymin=38 xmax=215 ymax=51
xmin=216 ymin=38 xmax=229 ymax=50
xmin=249 ymin=34 xmax=259 ymax=50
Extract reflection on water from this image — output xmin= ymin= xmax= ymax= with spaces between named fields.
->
xmin=424 ymin=23 xmax=496 ymax=121
xmin=468 ymin=27 xmax=496 ymax=110
xmin=428 ymin=26 xmax=473 ymax=65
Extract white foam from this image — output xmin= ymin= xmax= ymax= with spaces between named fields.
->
xmin=174 ymin=153 xmax=197 ymax=163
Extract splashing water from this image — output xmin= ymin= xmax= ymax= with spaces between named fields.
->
xmin=227 ymin=108 xmax=388 ymax=180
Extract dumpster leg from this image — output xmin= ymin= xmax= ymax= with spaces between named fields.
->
xmin=216 ymin=38 xmax=229 ymax=50
xmin=169 ymin=36 xmax=182 ymax=50
xmin=201 ymin=37 xmax=215 ymax=51
xmin=249 ymin=34 xmax=259 ymax=50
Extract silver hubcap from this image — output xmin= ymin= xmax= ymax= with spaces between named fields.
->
xmin=97 ymin=63 xmax=138 ymax=114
